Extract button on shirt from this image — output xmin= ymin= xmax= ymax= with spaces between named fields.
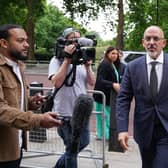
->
xmin=146 ymin=51 xmax=163 ymax=91
xmin=6 ymin=58 xmax=24 ymax=147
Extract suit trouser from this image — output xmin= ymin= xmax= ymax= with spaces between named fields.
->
xmin=0 ymin=150 xmax=22 ymax=168
xmin=139 ymin=124 xmax=168 ymax=168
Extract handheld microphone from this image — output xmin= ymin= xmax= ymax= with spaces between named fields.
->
xmin=70 ymin=94 xmax=93 ymax=152
xmin=71 ymin=94 xmax=93 ymax=134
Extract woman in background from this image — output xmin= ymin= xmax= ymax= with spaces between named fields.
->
xmin=93 ymin=46 xmax=121 ymax=140
xmin=108 ymin=49 xmax=126 ymax=151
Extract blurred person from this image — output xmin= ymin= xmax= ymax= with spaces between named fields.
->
xmin=116 ymin=25 xmax=168 ymax=168
xmin=93 ymin=46 xmax=122 ymax=140
xmin=117 ymin=49 xmax=126 ymax=81
xmin=108 ymin=48 xmax=126 ymax=151
xmin=0 ymin=24 xmax=62 ymax=168
xmin=48 ymin=27 xmax=95 ymax=168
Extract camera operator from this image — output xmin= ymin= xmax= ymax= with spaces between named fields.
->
xmin=48 ymin=28 xmax=95 ymax=168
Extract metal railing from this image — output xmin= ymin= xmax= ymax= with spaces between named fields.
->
xmin=21 ymin=87 xmax=107 ymax=168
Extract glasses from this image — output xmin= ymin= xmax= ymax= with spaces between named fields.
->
xmin=144 ymin=36 xmax=164 ymax=42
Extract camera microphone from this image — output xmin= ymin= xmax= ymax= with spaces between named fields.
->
xmin=77 ymin=37 xmax=94 ymax=47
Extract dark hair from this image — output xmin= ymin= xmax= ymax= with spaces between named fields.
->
xmin=0 ymin=24 xmax=22 ymax=40
xmin=104 ymin=46 xmax=120 ymax=70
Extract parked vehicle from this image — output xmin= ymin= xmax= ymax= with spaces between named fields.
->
xmin=121 ymin=51 xmax=146 ymax=64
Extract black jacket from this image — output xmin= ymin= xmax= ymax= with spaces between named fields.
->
xmin=94 ymin=59 xmax=117 ymax=105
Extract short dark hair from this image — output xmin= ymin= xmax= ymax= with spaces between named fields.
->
xmin=0 ymin=24 xmax=23 ymax=40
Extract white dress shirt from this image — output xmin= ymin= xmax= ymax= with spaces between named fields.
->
xmin=146 ymin=51 xmax=163 ymax=91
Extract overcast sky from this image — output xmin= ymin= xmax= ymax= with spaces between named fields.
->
xmin=47 ymin=0 xmax=116 ymax=40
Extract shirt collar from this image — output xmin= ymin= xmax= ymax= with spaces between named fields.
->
xmin=5 ymin=57 xmax=18 ymax=68
xmin=0 ymin=54 xmax=25 ymax=72
xmin=146 ymin=51 xmax=164 ymax=64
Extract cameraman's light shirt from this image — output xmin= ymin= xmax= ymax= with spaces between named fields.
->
xmin=48 ymin=57 xmax=87 ymax=117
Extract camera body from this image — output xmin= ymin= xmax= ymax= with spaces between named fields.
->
xmin=55 ymin=35 xmax=97 ymax=65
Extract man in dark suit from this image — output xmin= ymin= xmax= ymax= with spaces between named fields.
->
xmin=116 ymin=25 xmax=168 ymax=168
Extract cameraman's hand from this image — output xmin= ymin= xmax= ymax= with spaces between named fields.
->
xmin=64 ymin=44 xmax=76 ymax=55
xmin=84 ymin=60 xmax=93 ymax=68
xmin=84 ymin=60 xmax=96 ymax=87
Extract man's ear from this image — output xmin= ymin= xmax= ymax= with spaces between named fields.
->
xmin=142 ymin=39 xmax=145 ymax=48
xmin=0 ymin=39 xmax=8 ymax=48
xmin=162 ymin=38 xmax=167 ymax=48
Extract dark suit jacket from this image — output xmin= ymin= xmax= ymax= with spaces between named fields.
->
xmin=116 ymin=54 xmax=168 ymax=148
xmin=94 ymin=59 xmax=118 ymax=105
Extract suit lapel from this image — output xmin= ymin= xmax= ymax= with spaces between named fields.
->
xmin=158 ymin=54 xmax=168 ymax=98
xmin=141 ymin=57 xmax=149 ymax=93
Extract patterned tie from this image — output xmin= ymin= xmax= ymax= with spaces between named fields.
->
xmin=150 ymin=62 xmax=158 ymax=101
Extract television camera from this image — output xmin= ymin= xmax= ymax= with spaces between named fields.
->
xmin=55 ymin=35 xmax=97 ymax=65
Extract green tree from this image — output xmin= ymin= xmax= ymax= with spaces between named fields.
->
xmin=0 ymin=0 xmax=46 ymax=60
xmin=62 ymin=0 xmax=124 ymax=49
xmin=35 ymin=5 xmax=87 ymax=53
xmin=25 ymin=0 xmax=46 ymax=60
xmin=0 ymin=1 xmax=27 ymax=25
xmin=116 ymin=0 xmax=124 ymax=49
xmin=125 ymin=0 xmax=168 ymax=51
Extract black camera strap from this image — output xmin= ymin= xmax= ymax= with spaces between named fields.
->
xmin=65 ymin=64 xmax=76 ymax=87
xmin=52 ymin=64 xmax=77 ymax=98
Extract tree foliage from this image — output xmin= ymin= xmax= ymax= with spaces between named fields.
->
xmin=62 ymin=0 xmax=124 ymax=49
xmin=0 ymin=0 xmax=92 ymax=60
xmin=35 ymin=4 xmax=88 ymax=53
xmin=62 ymin=0 xmax=168 ymax=51
xmin=1 ymin=0 xmax=168 ymax=59
xmin=25 ymin=0 xmax=47 ymax=59
xmin=62 ymin=0 xmax=114 ymax=20
xmin=0 ymin=0 xmax=27 ymax=25
xmin=0 ymin=0 xmax=46 ymax=59
xmin=125 ymin=0 xmax=168 ymax=51
xmin=62 ymin=0 xmax=117 ymax=30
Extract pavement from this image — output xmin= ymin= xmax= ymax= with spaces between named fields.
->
xmin=21 ymin=63 xmax=142 ymax=168
xmin=21 ymin=137 xmax=141 ymax=168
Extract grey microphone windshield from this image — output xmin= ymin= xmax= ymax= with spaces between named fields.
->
xmin=71 ymin=94 xmax=93 ymax=134
xmin=70 ymin=94 xmax=93 ymax=153
xmin=77 ymin=37 xmax=94 ymax=46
